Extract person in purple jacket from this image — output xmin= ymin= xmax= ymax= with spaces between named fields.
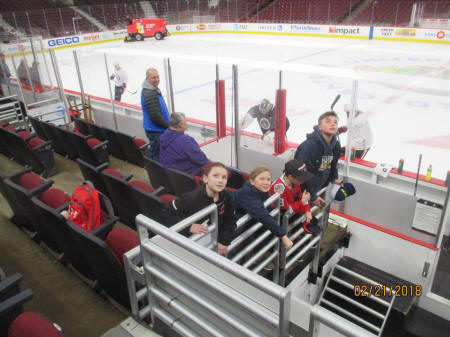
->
xmin=160 ymin=113 xmax=209 ymax=176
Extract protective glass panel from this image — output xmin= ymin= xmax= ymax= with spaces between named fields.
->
xmin=237 ymin=63 xmax=280 ymax=155
xmin=282 ymin=66 xmax=351 ymax=149
xmin=170 ymin=57 xmax=217 ymax=144
xmin=2 ymin=37 xmax=65 ymax=124
xmin=356 ymin=55 xmax=450 ymax=181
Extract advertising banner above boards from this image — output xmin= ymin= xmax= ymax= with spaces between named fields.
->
xmin=2 ymin=24 xmax=448 ymax=56
xmin=372 ymin=26 xmax=450 ymax=43
xmin=168 ymin=23 xmax=370 ymax=38
xmin=167 ymin=23 xmax=450 ymax=43
xmin=0 ymin=30 xmax=128 ymax=55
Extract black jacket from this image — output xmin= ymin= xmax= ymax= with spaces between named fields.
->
xmin=162 ymin=185 xmax=236 ymax=245
xmin=294 ymin=126 xmax=341 ymax=200
xmin=233 ymin=183 xmax=285 ymax=237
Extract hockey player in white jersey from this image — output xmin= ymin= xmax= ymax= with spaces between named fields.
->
xmin=110 ymin=62 xmax=128 ymax=102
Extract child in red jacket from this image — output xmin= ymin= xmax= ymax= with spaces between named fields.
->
xmin=270 ymin=159 xmax=318 ymax=234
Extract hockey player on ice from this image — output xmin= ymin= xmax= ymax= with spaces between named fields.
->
xmin=240 ymin=99 xmax=290 ymax=144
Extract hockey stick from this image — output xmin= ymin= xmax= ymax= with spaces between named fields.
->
xmin=330 ymin=94 xmax=341 ymax=111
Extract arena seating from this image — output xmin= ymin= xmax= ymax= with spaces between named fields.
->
xmin=0 ymin=126 xmax=55 ymax=178
xmin=4 ymin=173 xmax=54 ymax=242
xmin=255 ymin=0 xmax=361 ymax=23
xmin=352 ymin=0 xmax=417 ymax=26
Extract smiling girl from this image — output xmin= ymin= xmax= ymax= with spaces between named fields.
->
xmin=234 ymin=166 xmax=293 ymax=250
xmin=162 ymin=162 xmax=236 ymax=255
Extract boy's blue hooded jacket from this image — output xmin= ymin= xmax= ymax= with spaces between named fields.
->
xmin=294 ymin=126 xmax=341 ymax=200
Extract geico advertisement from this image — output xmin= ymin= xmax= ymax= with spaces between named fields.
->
xmin=47 ymin=36 xmax=80 ymax=47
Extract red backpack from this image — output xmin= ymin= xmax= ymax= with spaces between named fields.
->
xmin=69 ymin=181 xmax=113 ymax=232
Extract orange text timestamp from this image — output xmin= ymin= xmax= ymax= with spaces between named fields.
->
xmin=353 ymin=284 xmax=422 ymax=297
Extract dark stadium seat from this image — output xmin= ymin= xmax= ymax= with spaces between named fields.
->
xmin=0 ymin=286 xmax=34 ymax=337
xmin=76 ymin=159 xmax=109 ymax=196
xmin=100 ymin=169 xmax=139 ymax=229
xmin=28 ymin=116 xmax=47 ymax=141
xmin=68 ymin=130 xmax=109 ymax=166
xmin=0 ymin=127 xmax=27 ymax=165
xmin=87 ymin=122 xmax=105 ymax=142
xmin=65 ymin=223 xmax=137 ymax=308
xmin=166 ymin=168 xmax=198 ymax=197
xmin=100 ymin=126 xmax=127 ymax=161
xmin=129 ymin=181 xmax=166 ymax=224
xmin=4 ymin=171 xmax=53 ymax=233
xmin=115 ymin=131 xmax=148 ymax=167
xmin=227 ymin=169 xmax=248 ymax=190
xmin=6 ymin=311 xmax=64 ymax=337
xmin=144 ymin=156 xmax=174 ymax=195
xmin=31 ymin=197 xmax=97 ymax=279
xmin=52 ymin=125 xmax=79 ymax=160
xmin=73 ymin=117 xmax=91 ymax=136
xmin=38 ymin=121 xmax=67 ymax=156
xmin=0 ymin=170 xmax=30 ymax=228
xmin=1 ymin=128 xmax=55 ymax=177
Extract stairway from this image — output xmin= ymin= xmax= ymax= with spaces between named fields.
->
xmin=140 ymin=1 xmax=156 ymax=18
xmin=73 ymin=7 xmax=107 ymax=32
xmin=317 ymin=257 xmax=418 ymax=336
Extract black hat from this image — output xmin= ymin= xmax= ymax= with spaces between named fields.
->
xmin=334 ymin=183 xmax=356 ymax=201
xmin=284 ymin=159 xmax=314 ymax=182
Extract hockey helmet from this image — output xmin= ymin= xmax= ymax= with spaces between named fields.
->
xmin=259 ymin=99 xmax=273 ymax=115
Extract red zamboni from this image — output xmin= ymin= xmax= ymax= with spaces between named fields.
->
xmin=125 ymin=18 xmax=169 ymax=42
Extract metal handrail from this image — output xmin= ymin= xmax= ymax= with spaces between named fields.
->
xmin=136 ymin=215 xmax=291 ymax=336
xmin=136 ymin=214 xmax=288 ymax=300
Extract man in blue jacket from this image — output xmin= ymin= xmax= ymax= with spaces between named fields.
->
xmin=141 ymin=68 xmax=169 ymax=161
xmin=294 ymin=111 xmax=342 ymax=207
xmin=160 ymin=113 xmax=209 ymax=176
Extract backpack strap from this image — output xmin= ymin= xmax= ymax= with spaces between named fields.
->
xmin=83 ymin=180 xmax=95 ymax=189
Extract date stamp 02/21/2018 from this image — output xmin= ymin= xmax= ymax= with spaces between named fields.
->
xmin=353 ymin=284 xmax=422 ymax=297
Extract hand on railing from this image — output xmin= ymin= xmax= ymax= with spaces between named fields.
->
xmin=301 ymin=190 xmax=311 ymax=204
xmin=281 ymin=235 xmax=293 ymax=250
xmin=217 ymin=243 xmax=228 ymax=255
xmin=312 ymin=196 xmax=325 ymax=207
xmin=305 ymin=211 xmax=312 ymax=223
xmin=190 ymin=223 xmax=209 ymax=234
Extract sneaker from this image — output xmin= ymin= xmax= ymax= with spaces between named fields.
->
xmin=303 ymin=216 xmax=321 ymax=235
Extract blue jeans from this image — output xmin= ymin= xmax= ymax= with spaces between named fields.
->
xmin=145 ymin=130 xmax=162 ymax=162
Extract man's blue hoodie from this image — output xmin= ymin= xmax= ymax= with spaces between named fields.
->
xmin=294 ymin=126 xmax=341 ymax=201
xmin=159 ymin=129 xmax=208 ymax=176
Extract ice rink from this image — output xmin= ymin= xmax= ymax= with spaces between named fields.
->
xmin=54 ymin=33 xmax=450 ymax=180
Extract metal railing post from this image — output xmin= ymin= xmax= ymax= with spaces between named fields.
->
xmin=104 ymin=53 xmax=118 ymax=130
xmin=163 ymin=58 xmax=175 ymax=114
xmin=232 ymin=64 xmax=239 ymax=168
xmin=49 ymin=48 xmax=70 ymax=124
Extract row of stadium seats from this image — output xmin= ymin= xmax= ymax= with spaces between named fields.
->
xmin=0 ymin=167 xmax=142 ymax=308
xmin=0 ymin=121 xmax=55 ymax=178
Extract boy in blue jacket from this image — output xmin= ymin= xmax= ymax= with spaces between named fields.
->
xmin=294 ymin=111 xmax=342 ymax=206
